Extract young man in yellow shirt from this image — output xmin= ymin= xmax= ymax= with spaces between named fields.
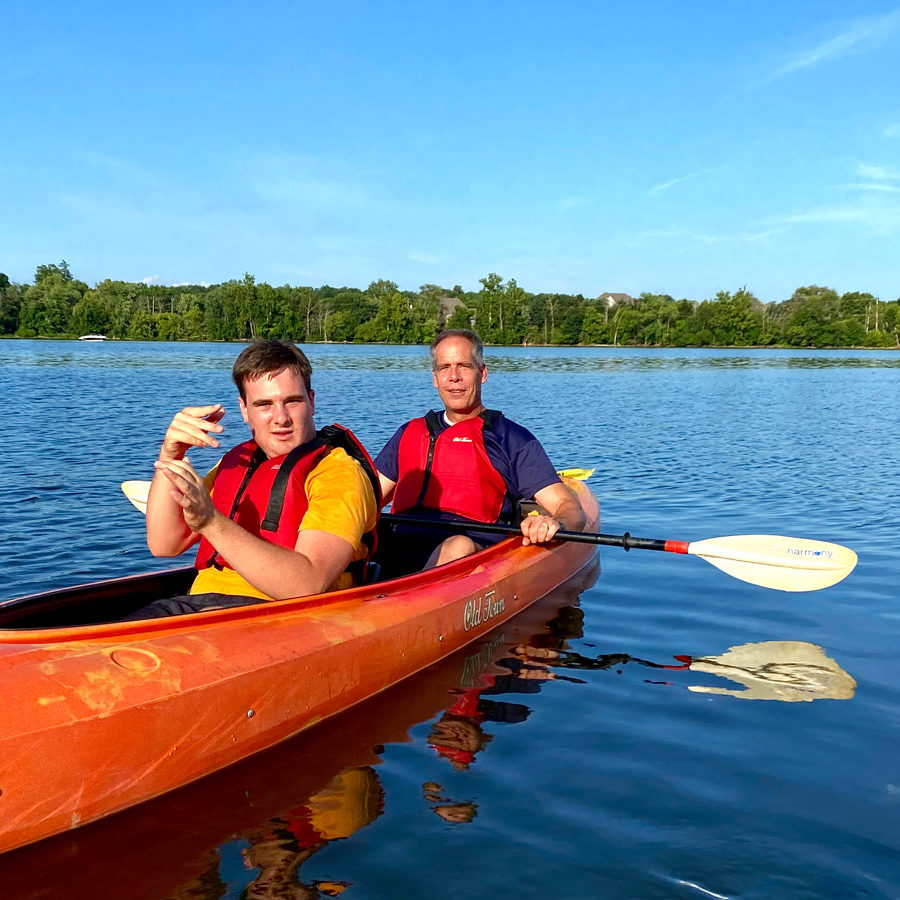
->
xmin=139 ymin=340 xmax=378 ymax=617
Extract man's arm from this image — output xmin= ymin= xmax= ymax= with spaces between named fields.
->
xmin=519 ymin=481 xmax=586 ymax=547
xmin=192 ymin=511 xmax=356 ymax=599
xmin=147 ymin=404 xmax=225 ymax=557
xmin=378 ymin=472 xmax=396 ymax=507
xmin=155 ymin=450 xmax=375 ymax=600
xmin=373 ymin=423 xmax=406 ymax=510
xmin=494 ymin=419 xmax=586 ymax=547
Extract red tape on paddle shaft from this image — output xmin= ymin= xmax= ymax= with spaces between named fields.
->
xmin=664 ymin=540 xmax=690 ymax=554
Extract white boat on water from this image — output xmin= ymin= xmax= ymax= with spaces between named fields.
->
xmin=78 ymin=334 xmax=108 ymax=341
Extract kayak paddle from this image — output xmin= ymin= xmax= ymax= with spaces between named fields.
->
xmin=382 ymin=516 xmax=857 ymax=592
xmin=120 ymin=480 xmax=857 ymax=591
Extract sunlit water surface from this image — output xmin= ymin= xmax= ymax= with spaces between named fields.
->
xmin=1 ymin=341 xmax=898 ymax=899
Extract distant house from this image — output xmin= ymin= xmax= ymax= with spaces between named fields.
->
xmin=440 ymin=295 xmax=464 ymax=318
xmin=598 ymin=292 xmax=633 ymax=308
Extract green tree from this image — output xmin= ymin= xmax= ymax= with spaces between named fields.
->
xmin=155 ymin=312 xmax=182 ymax=341
xmin=295 ymin=287 xmax=320 ymax=342
xmin=0 ymin=275 xmax=23 ymax=334
xmin=782 ymin=286 xmax=840 ymax=347
xmin=466 ymin=275 xmax=530 ymax=344
xmin=882 ymin=301 xmax=900 ymax=347
xmin=609 ymin=305 xmax=642 ymax=345
xmin=635 ymin=293 xmax=675 ymax=346
xmin=69 ymin=293 xmax=112 ymax=336
xmin=669 ymin=299 xmax=700 ymax=346
xmin=182 ymin=303 xmax=206 ymax=341
xmin=694 ymin=288 xmax=762 ymax=346
xmin=417 ymin=283 xmax=449 ymax=336
xmin=840 ymin=292 xmax=888 ymax=345
xmin=579 ymin=301 xmax=609 ymax=344
xmin=552 ymin=294 xmax=586 ymax=345
xmin=127 ymin=308 xmax=156 ymax=340
xmin=86 ymin=280 xmax=141 ymax=339
xmin=203 ymin=286 xmax=227 ymax=340
xmin=35 ymin=260 xmax=72 ymax=284
xmin=19 ymin=263 xmax=86 ymax=335
xmin=355 ymin=280 xmax=427 ymax=343
xmin=317 ymin=286 xmax=371 ymax=341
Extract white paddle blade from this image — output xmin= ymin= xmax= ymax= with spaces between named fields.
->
xmin=121 ymin=480 xmax=150 ymax=515
xmin=687 ymin=535 xmax=858 ymax=592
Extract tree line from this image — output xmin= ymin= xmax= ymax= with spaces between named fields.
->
xmin=2 ymin=261 xmax=898 ymax=348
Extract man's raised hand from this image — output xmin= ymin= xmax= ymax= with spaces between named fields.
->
xmin=154 ymin=458 xmax=217 ymax=532
xmin=159 ymin=404 xmax=226 ymax=462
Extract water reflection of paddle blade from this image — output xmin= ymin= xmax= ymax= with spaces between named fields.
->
xmin=687 ymin=641 xmax=856 ymax=701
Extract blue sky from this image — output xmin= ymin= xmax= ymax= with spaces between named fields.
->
xmin=2 ymin=1 xmax=899 ymax=302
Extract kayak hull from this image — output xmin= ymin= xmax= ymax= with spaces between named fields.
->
xmin=0 ymin=480 xmax=598 ymax=854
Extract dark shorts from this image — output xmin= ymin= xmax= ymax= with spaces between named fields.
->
xmin=121 ymin=593 xmax=263 ymax=621
xmin=376 ymin=524 xmax=501 ymax=580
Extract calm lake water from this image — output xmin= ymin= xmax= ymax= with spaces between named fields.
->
xmin=1 ymin=340 xmax=898 ymax=899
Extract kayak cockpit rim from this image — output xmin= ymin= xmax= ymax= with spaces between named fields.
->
xmin=0 ymin=534 xmax=543 ymax=643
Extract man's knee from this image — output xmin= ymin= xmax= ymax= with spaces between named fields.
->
xmin=427 ymin=535 xmax=479 ymax=568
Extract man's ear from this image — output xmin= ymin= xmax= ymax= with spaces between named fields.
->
xmin=480 ymin=365 xmax=488 ymax=384
xmin=309 ymin=388 xmax=315 ymax=415
xmin=238 ymin=395 xmax=249 ymax=424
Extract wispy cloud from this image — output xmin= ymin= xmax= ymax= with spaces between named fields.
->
xmin=636 ymin=224 xmax=789 ymax=246
xmin=408 ymin=252 xmax=440 ymax=264
xmin=841 ymin=162 xmax=900 ymax=194
xmin=241 ymin=153 xmax=380 ymax=210
xmin=638 ymin=227 xmax=726 ymax=245
xmin=742 ymin=226 xmax=791 ymax=242
xmin=141 ymin=275 xmax=159 ymax=285
xmin=648 ymin=171 xmax=706 ymax=195
xmin=771 ymin=200 xmax=900 ymax=233
xmin=780 ymin=206 xmax=873 ymax=224
xmin=857 ymin=162 xmax=900 ymax=181
xmin=772 ymin=10 xmax=900 ymax=78
xmin=844 ymin=182 xmax=900 ymax=194
xmin=885 ymin=123 xmax=900 ymax=139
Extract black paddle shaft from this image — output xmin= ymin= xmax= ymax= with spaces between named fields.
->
xmin=381 ymin=513 xmax=671 ymax=553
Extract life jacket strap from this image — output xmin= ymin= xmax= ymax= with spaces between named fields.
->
xmin=203 ymin=445 xmax=267 ymax=570
xmin=260 ymin=424 xmax=382 ymax=556
xmin=260 ymin=435 xmax=328 ymax=532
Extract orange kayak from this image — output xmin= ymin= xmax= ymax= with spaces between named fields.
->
xmin=0 ymin=479 xmax=598 ymax=855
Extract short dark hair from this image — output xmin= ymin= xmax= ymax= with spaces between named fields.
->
xmin=232 ymin=340 xmax=312 ymax=398
xmin=429 ymin=329 xmax=485 ymax=370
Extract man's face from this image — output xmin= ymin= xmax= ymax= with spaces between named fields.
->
xmin=431 ymin=336 xmax=487 ymax=422
xmin=238 ymin=368 xmax=316 ymax=458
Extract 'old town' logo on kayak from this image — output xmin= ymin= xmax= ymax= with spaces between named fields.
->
xmin=463 ymin=590 xmax=505 ymax=631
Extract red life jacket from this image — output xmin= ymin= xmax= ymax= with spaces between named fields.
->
xmin=194 ymin=424 xmax=380 ymax=573
xmin=391 ymin=410 xmax=509 ymax=523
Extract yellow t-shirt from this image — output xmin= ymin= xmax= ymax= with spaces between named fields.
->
xmin=190 ymin=446 xmax=377 ymax=600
